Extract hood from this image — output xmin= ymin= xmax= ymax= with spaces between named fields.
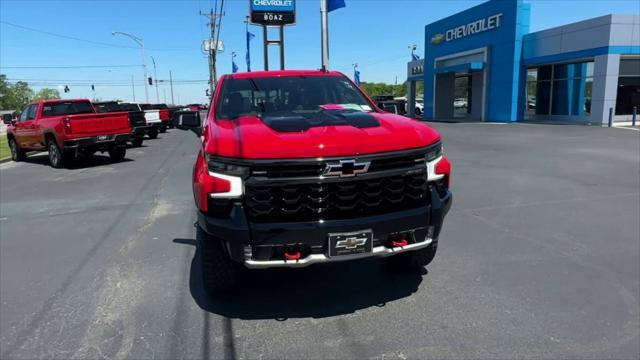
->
xmin=204 ymin=112 xmax=440 ymax=159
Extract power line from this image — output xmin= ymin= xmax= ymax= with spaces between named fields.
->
xmin=1 ymin=65 xmax=142 ymax=69
xmin=0 ymin=20 xmax=190 ymax=52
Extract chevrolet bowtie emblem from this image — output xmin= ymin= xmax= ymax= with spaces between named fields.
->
xmin=335 ymin=237 xmax=367 ymax=250
xmin=323 ymin=159 xmax=371 ymax=177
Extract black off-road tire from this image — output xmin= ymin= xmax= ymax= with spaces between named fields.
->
xmin=197 ymin=225 xmax=240 ymax=294
xmin=8 ymin=138 xmax=26 ymax=162
xmin=47 ymin=140 xmax=68 ymax=168
xmin=147 ymin=129 xmax=159 ymax=139
xmin=108 ymin=147 xmax=126 ymax=162
xmin=387 ymin=239 xmax=438 ymax=270
xmin=131 ymin=137 xmax=144 ymax=147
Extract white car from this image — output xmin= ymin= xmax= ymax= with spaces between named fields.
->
xmin=415 ymin=100 xmax=424 ymax=115
xmin=454 ymin=98 xmax=468 ymax=108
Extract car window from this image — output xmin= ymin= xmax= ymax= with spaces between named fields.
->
xmin=23 ymin=105 xmax=38 ymax=121
xmin=41 ymin=101 xmax=94 ymax=117
xmin=19 ymin=106 xmax=31 ymax=121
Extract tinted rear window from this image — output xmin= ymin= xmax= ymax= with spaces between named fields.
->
xmin=42 ymin=101 xmax=95 ymax=117
xmin=94 ymin=102 xmax=121 ymax=113
xmin=120 ymin=103 xmax=141 ymax=112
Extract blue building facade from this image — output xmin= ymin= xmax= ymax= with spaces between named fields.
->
xmin=419 ymin=0 xmax=640 ymax=124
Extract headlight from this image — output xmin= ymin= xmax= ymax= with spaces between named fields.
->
xmin=206 ymin=155 xmax=250 ymax=178
xmin=203 ymin=155 xmax=246 ymax=198
xmin=425 ymin=143 xmax=443 ymax=162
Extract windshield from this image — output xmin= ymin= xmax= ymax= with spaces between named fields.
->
xmin=216 ymin=75 xmax=373 ymax=119
xmin=42 ymin=101 xmax=95 ymax=117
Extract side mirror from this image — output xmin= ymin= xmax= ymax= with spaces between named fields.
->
xmin=173 ymin=111 xmax=202 ymax=136
xmin=2 ymin=114 xmax=13 ymax=124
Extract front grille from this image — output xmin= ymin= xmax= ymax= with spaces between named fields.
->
xmin=251 ymin=151 xmax=426 ymax=179
xmin=245 ymin=171 xmax=429 ymax=223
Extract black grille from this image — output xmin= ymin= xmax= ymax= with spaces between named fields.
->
xmin=251 ymin=151 xmax=426 ymax=179
xmin=245 ymin=171 xmax=429 ymax=223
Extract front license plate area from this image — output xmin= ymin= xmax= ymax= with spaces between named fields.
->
xmin=328 ymin=230 xmax=373 ymax=257
xmin=97 ymin=135 xmax=109 ymax=141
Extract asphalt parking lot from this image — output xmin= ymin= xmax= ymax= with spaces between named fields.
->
xmin=0 ymin=123 xmax=638 ymax=359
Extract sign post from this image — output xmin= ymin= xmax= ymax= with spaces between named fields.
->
xmin=249 ymin=0 xmax=296 ymax=71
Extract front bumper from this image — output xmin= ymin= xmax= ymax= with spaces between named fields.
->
xmin=198 ymin=185 xmax=452 ymax=268
xmin=63 ymin=133 xmax=130 ymax=150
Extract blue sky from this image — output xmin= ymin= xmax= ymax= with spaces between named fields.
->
xmin=1 ymin=0 xmax=638 ymax=104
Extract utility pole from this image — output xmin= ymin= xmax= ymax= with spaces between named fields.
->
xmin=150 ymin=56 xmax=160 ymax=103
xmin=200 ymin=2 xmax=224 ymax=99
xmin=169 ymin=70 xmax=175 ymax=105
xmin=131 ymin=75 xmax=136 ymax=102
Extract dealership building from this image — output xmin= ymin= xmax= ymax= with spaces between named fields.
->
xmin=406 ymin=0 xmax=640 ymax=124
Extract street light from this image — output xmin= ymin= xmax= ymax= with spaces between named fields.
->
xmin=112 ymin=31 xmax=149 ymax=103
xmin=150 ymin=56 xmax=160 ymax=103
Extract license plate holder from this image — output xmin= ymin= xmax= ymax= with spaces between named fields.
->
xmin=97 ymin=135 xmax=109 ymax=141
xmin=328 ymin=230 xmax=373 ymax=257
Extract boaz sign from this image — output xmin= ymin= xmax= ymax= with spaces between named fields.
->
xmin=250 ymin=0 xmax=296 ymax=26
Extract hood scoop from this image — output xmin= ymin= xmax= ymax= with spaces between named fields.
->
xmin=262 ymin=110 xmax=380 ymax=132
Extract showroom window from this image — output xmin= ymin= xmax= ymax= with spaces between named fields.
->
xmin=615 ymin=58 xmax=640 ymax=115
xmin=526 ymin=61 xmax=593 ymax=118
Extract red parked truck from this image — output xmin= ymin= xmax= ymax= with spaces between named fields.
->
xmin=174 ymin=70 xmax=452 ymax=294
xmin=4 ymin=99 xmax=131 ymax=168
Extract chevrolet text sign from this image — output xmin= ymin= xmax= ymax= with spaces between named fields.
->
xmin=250 ymin=0 xmax=296 ymax=25
xmin=251 ymin=0 xmax=294 ymax=12
xmin=436 ymin=13 xmax=503 ymax=44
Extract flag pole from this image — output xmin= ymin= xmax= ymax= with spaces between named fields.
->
xmin=320 ymin=0 xmax=329 ymax=71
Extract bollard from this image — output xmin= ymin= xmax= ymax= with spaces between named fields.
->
xmin=633 ymin=106 xmax=637 ymax=127
xmin=608 ymin=107 xmax=613 ymax=128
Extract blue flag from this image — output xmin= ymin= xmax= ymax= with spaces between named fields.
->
xmin=246 ymin=31 xmax=255 ymax=72
xmin=327 ymin=0 xmax=346 ymax=12
xmin=232 ymin=59 xmax=239 ymax=73
xmin=412 ymin=52 xmax=420 ymax=61
xmin=354 ymin=70 xmax=360 ymax=85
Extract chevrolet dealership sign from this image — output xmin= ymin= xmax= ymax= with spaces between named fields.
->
xmin=250 ymin=0 xmax=296 ymax=25
xmin=433 ymin=13 xmax=503 ymax=44
xmin=251 ymin=0 xmax=294 ymax=12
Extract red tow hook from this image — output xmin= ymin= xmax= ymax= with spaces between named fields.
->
xmin=391 ymin=238 xmax=408 ymax=247
xmin=284 ymin=251 xmax=302 ymax=261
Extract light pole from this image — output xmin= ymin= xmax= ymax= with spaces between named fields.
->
xmin=150 ymin=56 xmax=160 ymax=103
xmin=112 ymin=31 xmax=149 ymax=103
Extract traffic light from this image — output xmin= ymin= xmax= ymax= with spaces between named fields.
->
xmin=64 ymin=85 xmax=70 ymax=93
xmin=148 ymin=77 xmax=153 ymax=85
xmin=206 ymin=89 xmax=210 ymax=97
xmin=91 ymin=85 xmax=95 ymax=91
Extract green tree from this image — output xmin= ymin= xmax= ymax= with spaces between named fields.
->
xmin=0 ymin=76 xmax=34 ymax=111
xmin=33 ymin=88 xmax=61 ymax=101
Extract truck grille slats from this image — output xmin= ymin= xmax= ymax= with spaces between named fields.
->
xmin=251 ymin=151 xmax=426 ymax=179
xmin=245 ymin=172 xmax=429 ymax=222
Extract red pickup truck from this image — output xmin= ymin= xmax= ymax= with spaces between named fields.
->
xmin=4 ymin=99 xmax=131 ymax=168
xmin=174 ymin=70 xmax=452 ymax=293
